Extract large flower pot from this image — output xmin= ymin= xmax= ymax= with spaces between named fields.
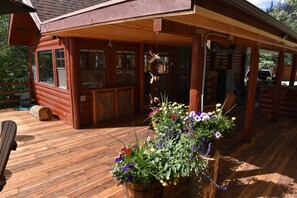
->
xmin=197 ymin=138 xmax=218 ymax=158
xmin=123 ymin=182 xmax=164 ymax=198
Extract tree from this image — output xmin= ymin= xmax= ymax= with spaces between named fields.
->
xmin=0 ymin=15 xmax=29 ymax=108
xmin=0 ymin=15 xmax=29 ymax=83
xmin=268 ymin=0 xmax=297 ymax=32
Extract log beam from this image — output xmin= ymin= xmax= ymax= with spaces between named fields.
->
xmin=153 ymin=18 xmax=205 ymax=37
xmin=189 ymin=36 xmax=204 ymax=112
xmin=289 ymin=54 xmax=297 ymax=86
xmin=68 ymin=37 xmax=80 ymax=129
xmin=139 ymin=43 xmax=145 ymax=114
xmin=271 ymin=51 xmax=285 ymax=122
xmin=243 ymin=47 xmax=259 ymax=143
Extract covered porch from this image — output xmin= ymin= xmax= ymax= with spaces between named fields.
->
xmin=0 ymin=107 xmax=296 ymax=197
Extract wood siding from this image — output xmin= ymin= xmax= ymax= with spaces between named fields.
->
xmin=29 ymin=36 xmax=72 ymax=126
xmin=32 ymin=83 xmax=71 ymax=124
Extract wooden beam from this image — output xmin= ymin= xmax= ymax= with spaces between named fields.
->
xmin=243 ymin=47 xmax=259 ymax=143
xmin=189 ymin=36 xmax=204 ymax=112
xmin=139 ymin=43 xmax=145 ymax=114
xmin=67 ymin=37 xmax=80 ymax=129
xmin=153 ymin=18 xmax=204 ymax=37
xmin=289 ymin=54 xmax=297 ymax=86
xmin=271 ymin=51 xmax=285 ymax=122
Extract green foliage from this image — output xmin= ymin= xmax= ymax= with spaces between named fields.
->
xmin=149 ymin=97 xmax=188 ymax=140
xmin=111 ymin=140 xmax=160 ymax=185
xmin=268 ymin=0 xmax=297 ymax=32
xmin=0 ymin=15 xmax=30 ymax=108
xmin=0 ymin=15 xmax=29 ymax=83
xmin=152 ymin=134 xmax=207 ymax=186
xmin=184 ymin=104 xmax=236 ymax=139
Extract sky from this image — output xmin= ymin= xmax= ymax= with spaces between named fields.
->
xmin=247 ymin=0 xmax=285 ymax=10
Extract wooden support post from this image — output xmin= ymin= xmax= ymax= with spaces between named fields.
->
xmin=189 ymin=151 xmax=220 ymax=198
xmin=68 ymin=37 xmax=80 ymax=129
xmin=271 ymin=51 xmax=285 ymax=122
xmin=189 ymin=36 xmax=204 ymax=112
xmin=289 ymin=54 xmax=297 ymax=86
xmin=243 ymin=47 xmax=259 ymax=143
xmin=139 ymin=43 xmax=145 ymax=114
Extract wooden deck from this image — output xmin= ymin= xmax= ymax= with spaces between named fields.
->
xmin=0 ymin=107 xmax=296 ymax=197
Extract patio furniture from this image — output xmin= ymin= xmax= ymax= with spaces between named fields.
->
xmin=0 ymin=120 xmax=17 ymax=191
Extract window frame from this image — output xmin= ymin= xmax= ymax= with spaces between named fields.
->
xmin=31 ymin=47 xmax=67 ymax=90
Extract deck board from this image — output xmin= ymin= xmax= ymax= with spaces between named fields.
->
xmin=0 ymin=108 xmax=296 ymax=197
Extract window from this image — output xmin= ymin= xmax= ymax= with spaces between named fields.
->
xmin=80 ymin=50 xmax=105 ymax=88
xmin=156 ymin=55 xmax=169 ymax=74
xmin=116 ymin=51 xmax=135 ymax=84
xmin=31 ymin=52 xmax=37 ymax=81
xmin=38 ymin=50 xmax=54 ymax=85
xmin=56 ymin=49 xmax=66 ymax=88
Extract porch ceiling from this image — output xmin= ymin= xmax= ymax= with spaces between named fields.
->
xmin=50 ymin=18 xmax=192 ymax=46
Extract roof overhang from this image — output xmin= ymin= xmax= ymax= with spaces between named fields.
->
xmin=12 ymin=0 xmax=297 ymax=53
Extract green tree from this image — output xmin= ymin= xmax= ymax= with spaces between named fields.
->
xmin=269 ymin=0 xmax=297 ymax=32
xmin=0 ymin=15 xmax=29 ymax=108
xmin=0 ymin=15 xmax=29 ymax=83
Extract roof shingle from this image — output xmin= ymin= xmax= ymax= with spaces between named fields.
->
xmin=30 ymin=0 xmax=110 ymax=22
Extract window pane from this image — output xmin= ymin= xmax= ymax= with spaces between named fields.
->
xmin=56 ymin=49 xmax=66 ymax=89
xmin=31 ymin=52 xmax=37 ymax=81
xmin=57 ymin=69 xmax=66 ymax=88
xmin=38 ymin=50 xmax=54 ymax=85
xmin=116 ymin=51 xmax=135 ymax=84
xmin=156 ymin=55 xmax=169 ymax=74
xmin=80 ymin=50 xmax=105 ymax=89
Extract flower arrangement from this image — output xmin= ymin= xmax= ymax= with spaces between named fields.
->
xmin=183 ymin=103 xmax=236 ymax=140
xmin=111 ymin=136 xmax=160 ymax=186
xmin=111 ymin=97 xmax=236 ymax=192
xmin=149 ymin=96 xmax=188 ymax=141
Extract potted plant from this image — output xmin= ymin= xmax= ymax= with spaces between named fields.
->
xmin=111 ymin=136 xmax=165 ymax=198
xmin=183 ymin=103 xmax=236 ymax=157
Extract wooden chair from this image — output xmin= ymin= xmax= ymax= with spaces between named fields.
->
xmin=0 ymin=120 xmax=17 ymax=191
xmin=222 ymin=91 xmax=237 ymax=113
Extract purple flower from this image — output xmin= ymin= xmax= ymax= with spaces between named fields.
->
xmin=127 ymin=174 xmax=133 ymax=181
xmin=214 ymin=131 xmax=222 ymax=139
xmin=123 ymin=163 xmax=134 ymax=172
xmin=115 ymin=157 xmax=122 ymax=162
xmin=197 ymin=112 xmax=202 ymax=116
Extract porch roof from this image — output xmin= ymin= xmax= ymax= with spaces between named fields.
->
xmin=8 ymin=0 xmax=297 ymax=53
xmin=11 ymin=0 xmax=297 ymax=53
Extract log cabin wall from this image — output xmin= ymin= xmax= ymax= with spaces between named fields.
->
xmin=76 ymin=38 xmax=140 ymax=126
xmin=28 ymin=36 xmax=72 ymax=125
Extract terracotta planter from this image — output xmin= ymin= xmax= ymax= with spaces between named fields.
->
xmin=123 ymin=182 xmax=164 ymax=198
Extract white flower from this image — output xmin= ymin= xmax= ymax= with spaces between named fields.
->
xmin=189 ymin=111 xmax=195 ymax=118
xmin=216 ymin=103 xmax=222 ymax=108
xmin=194 ymin=115 xmax=201 ymax=122
xmin=215 ymin=131 xmax=222 ymax=139
xmin=147 ymin=136 xmax=151 ymax=142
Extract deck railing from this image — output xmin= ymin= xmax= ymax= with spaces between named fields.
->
xmin=0 ymin=82 xmax=31 ymax=108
